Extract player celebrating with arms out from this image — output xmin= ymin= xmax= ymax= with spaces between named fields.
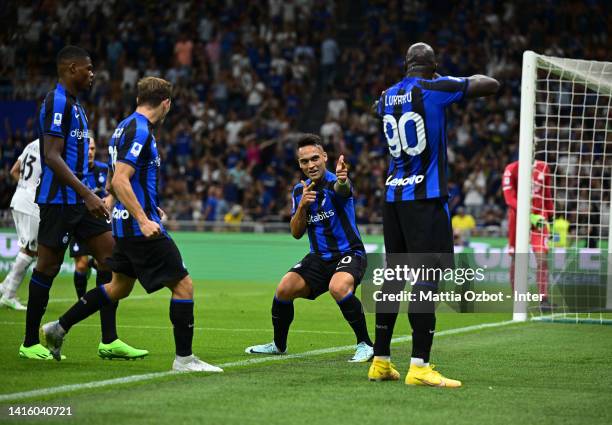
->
xmin=246 ymin=134 xmax=374 ymax=363
xmin=369 ymin=42 xmax=499 ymax=386
xmin=42 ymin=77 xmax=222 ymax=372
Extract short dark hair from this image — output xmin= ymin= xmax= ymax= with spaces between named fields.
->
xmin=137 ymin=77 xmax=172 ymax=107
xmin=296 ymin=133 xmax=324 ymax=151
xmin=56 ymin=45 xmax=90 ymax=65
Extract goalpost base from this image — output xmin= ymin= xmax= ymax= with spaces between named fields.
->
xmin=532 ymin=315 xmax=612 ymax=326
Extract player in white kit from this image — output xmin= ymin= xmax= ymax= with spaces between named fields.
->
xmin=0 ymin=140 xmax=42 ymax=310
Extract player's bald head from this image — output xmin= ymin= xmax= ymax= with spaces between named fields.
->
xmin=405 ymin=42 xmax=436 ymax=75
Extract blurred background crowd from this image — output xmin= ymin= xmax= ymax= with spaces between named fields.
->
xmin=0 ymin=0 xmax=609 ymax=239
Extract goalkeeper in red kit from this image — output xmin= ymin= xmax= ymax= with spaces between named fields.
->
xmin=502 ymin=160 xmax=554 ymax=309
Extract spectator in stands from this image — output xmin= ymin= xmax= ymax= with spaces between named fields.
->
xmin=452 ymin=207 xmax=477 ymax=246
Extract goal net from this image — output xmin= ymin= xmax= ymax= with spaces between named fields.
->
xmin=513 ymin=51 xmax=612 ymax=324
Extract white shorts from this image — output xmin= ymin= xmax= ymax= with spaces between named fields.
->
xmin=12 ymin=209 xmax=39 ymax=252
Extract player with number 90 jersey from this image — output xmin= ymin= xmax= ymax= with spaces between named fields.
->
xmin=375 ymin=76 xmax=468 ymax=202
xmin=108 ymin=112 xmax=164 ymax=238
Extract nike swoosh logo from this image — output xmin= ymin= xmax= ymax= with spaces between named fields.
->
xmin=336 ymin=266 xmax=349 ymax=270
xmin=415 ymin=377 xmax=444 ymax=387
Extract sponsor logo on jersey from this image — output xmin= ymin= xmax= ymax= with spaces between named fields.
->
xmin=70 ymin=129 xmax=90 ymax=139
xmin=385 ymin=174 xmax=424 ymax=186
xmin=308 ymin=210 xmax=335 ymax=223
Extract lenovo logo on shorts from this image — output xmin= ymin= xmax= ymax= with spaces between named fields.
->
xmin=385 ymin=174 xmax=424 ymax=186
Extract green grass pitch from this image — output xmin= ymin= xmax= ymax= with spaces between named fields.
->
xmin=1 ymin=275 xmax=611 ymax=424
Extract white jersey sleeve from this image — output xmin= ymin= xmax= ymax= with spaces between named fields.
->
xmin=10 ymin=140 xmax=41 ymax=216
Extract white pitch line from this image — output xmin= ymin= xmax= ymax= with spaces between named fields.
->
xmin=47 ymin=295 xmax=153 ymax=304
xmin=0 ymin=320 xmax=518 ymax=402
xmin=0 ymin=321 xmax=352 ymax=335
xmin=46 ymin=292 xmax=265 ymax=304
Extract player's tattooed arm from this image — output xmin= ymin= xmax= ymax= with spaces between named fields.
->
xmin=290 ymin=181 xmax=316 ymax=239
xmin=43 ymin=135 xmax=109 ymax=219
xmin=112 ymin=162 xmax=161 ymax=238
xmin=465 ymin=75 xmax=500 ymax=98
xmin=10 ymin=159 xmax=21 ymax=181
xmin=333 ymin=155 xmax=351 ymax=197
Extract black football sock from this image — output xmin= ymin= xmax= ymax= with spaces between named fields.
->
xmin=373 ymin=312 xmax=398 ymax=357
xmin=24 ymin=270 xmax=54 ymax=347
xmin=59 ymin=286 xmax=111 ymax=332
xmin=73 ymin=270 xmax=88 ymax=299
xmin=408 ymin=282 xmax=437 ymax=363
xmin=373 ymin=279 xmax=403 ymax=357
xmin=170 ymin=299 xmax=194 ymax=357
xmin=408 ymin=312 xmax=436 ymax=363
xmin=271 ymin=297 xmax=293 ymax=352
xmin=337 ymin=292 xmax=372 ymax=346
xmin=96 ymin=270 xmax=118 ymax=344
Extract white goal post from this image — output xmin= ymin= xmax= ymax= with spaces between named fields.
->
xmin=513 ymin=51 xmax=612 ymax=322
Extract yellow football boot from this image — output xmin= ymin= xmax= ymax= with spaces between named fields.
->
xmin=405 ymin=364 xmax=462 ymax=388
xmin=368 ymin=358 xmax=400 ymax=382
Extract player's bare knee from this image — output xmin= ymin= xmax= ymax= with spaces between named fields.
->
xmin=95 ymin=259 xmax=110 ymax=272
xmin=36 ymin=263 xmax=61 ymax=279
xmin=276 ymin=273 xmax=306 ymax=300
xmin=106 ymin=280 xmax=132 ymax=300
xmin=75 ymin=257 xmax=89 ymax=274
xmin=170 ymin=275 xmax=193 ymax=300
xmin=329 ymin=278 xmax=354 ymax=301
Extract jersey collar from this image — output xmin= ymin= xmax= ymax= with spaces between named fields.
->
xmin=56 ymin=82 xmax=78 ymax=102
xmin=134 ymin=111 xmax=155 ymax=129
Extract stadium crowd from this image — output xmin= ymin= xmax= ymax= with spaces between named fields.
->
xmin=0 ymin=0 xmax=609 ymax=235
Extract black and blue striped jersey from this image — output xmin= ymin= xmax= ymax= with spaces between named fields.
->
xmin=36 ymin=83 xmax=90 ymax=204
xmin=376 ymin=76 xmax=468 ymax=202
xmin=291 ymin=170 xmax=365 ymax=260
xmin=108 ymin=112 xmax=164 ymax=238
xmin=83 ymin=160 xmax=109 ymax=198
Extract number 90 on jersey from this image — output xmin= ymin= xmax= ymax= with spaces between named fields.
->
xmin=383 ymin=112 xmax=427 ymax=158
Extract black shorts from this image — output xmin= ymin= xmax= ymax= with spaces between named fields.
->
xmin=288 ymin=252 xmax=367 ymax=300
xmin=69 ymin=239 xmax=92 ymax=258
xmin=106 ymin=235 xmax=189 ymax=294
xmin=38 ymin=204 xmax=111 ymax=250
xmin=383 ymin=198 xmax=454 ymax=271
